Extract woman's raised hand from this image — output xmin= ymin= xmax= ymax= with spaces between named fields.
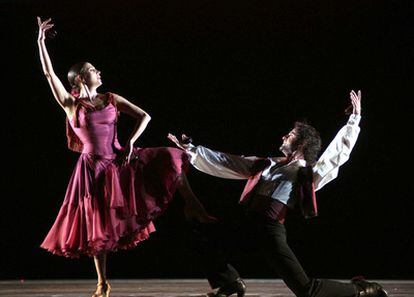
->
xmin=37 ymin=17 xmax=54 ymax=42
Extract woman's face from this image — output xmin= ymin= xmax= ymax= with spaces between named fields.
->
xmin=80 ymin=63 xmax=102 ymax=88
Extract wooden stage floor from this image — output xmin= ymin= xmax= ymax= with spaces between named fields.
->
xmin=0 ymin=279 xmax=413 ymax=297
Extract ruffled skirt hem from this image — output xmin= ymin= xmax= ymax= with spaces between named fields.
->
xmin=41 ymin=147 xmax=188 ymax=258
xmin=41 ymin=222 xmax=156 ymax=258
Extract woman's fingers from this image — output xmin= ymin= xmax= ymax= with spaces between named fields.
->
xmin=42 ymin=23 xmax=54 ymax=30
xmin=39 ymin=18 xmax=53 ymax=29
xmin=127 ymin=151 xmax=133 ymax=163
xmin=44 ymin=24 xmax=54 ymax=31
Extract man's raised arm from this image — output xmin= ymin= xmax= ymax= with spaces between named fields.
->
xmin=313 ymin=90 xmax=362 ymax=191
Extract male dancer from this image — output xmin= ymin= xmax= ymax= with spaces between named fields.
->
xmin=169 ymin=90 xmax=388 ymax=297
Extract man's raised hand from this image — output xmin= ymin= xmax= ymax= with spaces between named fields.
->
xmin=350 ymin=90 xmax=362 ymax=116
xmin=167 ymin=133 xmax=192 ymax=150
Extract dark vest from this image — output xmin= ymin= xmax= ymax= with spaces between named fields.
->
xmin=239 ymin=158 xmax=318 ymax=219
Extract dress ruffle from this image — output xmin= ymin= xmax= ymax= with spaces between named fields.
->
xmin=41 ymin=147 xmax=188 ymax=258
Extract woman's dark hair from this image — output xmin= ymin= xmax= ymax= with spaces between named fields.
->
xmin=67 ymin=62 xmax=88 ymax=89
xmin=292 ymin=121 xmax=322 ymax=165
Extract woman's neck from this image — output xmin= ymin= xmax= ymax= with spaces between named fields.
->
xmin=79 ymin=86 xmax=98 ymax=101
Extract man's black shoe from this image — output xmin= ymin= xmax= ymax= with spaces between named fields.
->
xmin=207 ymin=278 xmax=246 ymax=297
xmin=352 ymin=277 xmax=388 ymax=297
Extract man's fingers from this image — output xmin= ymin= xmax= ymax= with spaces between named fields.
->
xmin=37 ymin=16 xmax=42 ymax=26
xmin=351 ymin=98 xmax=356 ymax=107
xmin=350 ymin=90 xmax=360 ymax=101
xmin=350 ymin=90 xmax=361 ymax=101
xmin=350 ymin=90 xmax=357 ymax=98
xmin=167 ymin=133 xmax=179 ymax=144
xmin=167 ymin=133 xmax=189 ymax=150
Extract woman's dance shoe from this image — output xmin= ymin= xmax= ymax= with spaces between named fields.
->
xmin=207 ymin=278 xmax=246 ymax=297
xmin=92 ymin=281 xmax=111 ymax=297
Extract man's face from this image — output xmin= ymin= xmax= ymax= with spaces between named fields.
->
xmin=279 ymin=128 xmax=298 ymax=156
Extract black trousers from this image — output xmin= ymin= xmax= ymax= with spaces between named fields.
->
xmin=188 ymin=220 xmax=241 ymax=289
xmin=190 ymin=211 xmax=358 ymax=297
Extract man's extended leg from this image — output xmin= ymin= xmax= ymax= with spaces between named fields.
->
xmin=188 ymin=221 xmax=241 ymax=289
xmin=248 ymin=212 xmax=358 ymax=297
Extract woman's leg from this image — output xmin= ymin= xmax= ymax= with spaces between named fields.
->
xmin=177 ymin=172 xmax=217 ymax=223
xmin=92 ymin=253 xmax=111 ymax=297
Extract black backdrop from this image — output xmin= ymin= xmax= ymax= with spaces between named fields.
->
xmin=1 ymin=0 xmax=413 ymax=280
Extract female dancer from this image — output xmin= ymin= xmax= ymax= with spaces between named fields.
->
xmin=37 ymin=17 xmax=214 ymax=297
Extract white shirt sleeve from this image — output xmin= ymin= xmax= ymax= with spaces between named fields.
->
xmin=186 ymin=144 xmax=260 ymax=180
xmin=313 ymin=114 xmax=361 ymax=191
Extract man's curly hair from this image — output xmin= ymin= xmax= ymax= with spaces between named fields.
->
xmin=292 ymin=121 xmax=322 ymax=165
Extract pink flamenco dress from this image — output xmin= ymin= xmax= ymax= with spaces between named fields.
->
xmin=41 ymin=93 xmax=189 ymax=258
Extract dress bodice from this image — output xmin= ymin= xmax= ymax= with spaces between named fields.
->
xmin=69 ymin=99 xmax=120 ymax=156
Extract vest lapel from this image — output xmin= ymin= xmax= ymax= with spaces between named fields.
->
xmin=296 ymin=166 xmax=318 ymax=218
xmin=239 ymin=158 xmax=271 ymax=204
xmin=239 ymin=158 xmax=318 ymax=219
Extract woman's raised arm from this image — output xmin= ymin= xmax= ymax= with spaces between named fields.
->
xmin=37 ymin=17 xmax=75 ymax=113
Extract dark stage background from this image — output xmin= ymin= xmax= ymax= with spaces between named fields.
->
xmin=1 ymin=0 xmax=414 ymax=281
